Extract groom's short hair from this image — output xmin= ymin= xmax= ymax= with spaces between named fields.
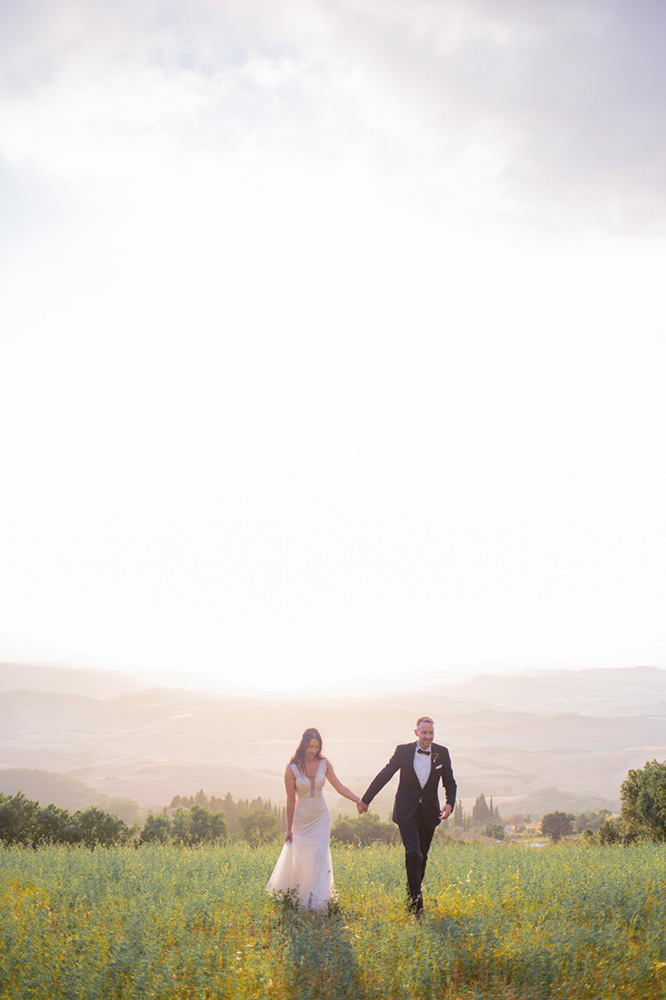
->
xmin=416 ymin=716 xmax=434 ymax=728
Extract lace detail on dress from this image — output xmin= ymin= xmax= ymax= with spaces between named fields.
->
xmin=291 ymin=758 xmax=326 ymax=799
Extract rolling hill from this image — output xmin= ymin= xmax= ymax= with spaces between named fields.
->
xmin=1 ymin=663 xmax=665 ymax=818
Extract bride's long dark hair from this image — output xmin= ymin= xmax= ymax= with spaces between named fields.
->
xmin=290 ymin=727 xmax=323 ymax=774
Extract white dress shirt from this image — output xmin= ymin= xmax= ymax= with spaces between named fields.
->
xmin=413 ymin=743 xmax=431 ymax=788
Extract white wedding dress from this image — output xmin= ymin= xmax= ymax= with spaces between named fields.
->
xmin=266 ymin=758 xmax=335 ymax=910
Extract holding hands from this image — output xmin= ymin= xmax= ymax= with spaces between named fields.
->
xmin=356 ymin=799 xmax=368 ymax=814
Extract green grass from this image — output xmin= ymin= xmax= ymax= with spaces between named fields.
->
xmin=2 ymin=841 xmax=666 ymax=999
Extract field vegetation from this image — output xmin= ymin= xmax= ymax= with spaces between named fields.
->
xmin=2 ymin=839 xmax=666 ymax=1000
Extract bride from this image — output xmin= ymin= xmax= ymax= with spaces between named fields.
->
xmin=266 ymin=727 xmax=362 ymax=910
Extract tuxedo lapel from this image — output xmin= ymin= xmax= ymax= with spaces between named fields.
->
xmin=409 ymin=742 xmax=416 ymax=759
xmin=408 ymin=741 xmax=419 ymax=781
xmin=425 ymin=745 xmax=440 ymax=785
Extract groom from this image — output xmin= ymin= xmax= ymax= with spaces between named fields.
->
xmin=357 ymin=716 xmax=456 ymax=917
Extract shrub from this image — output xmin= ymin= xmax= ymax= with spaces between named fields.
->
xmin=331 ymin=813 xmax=399 ymax=846
xmin=541 ymin=811 xmax=575 ymax=842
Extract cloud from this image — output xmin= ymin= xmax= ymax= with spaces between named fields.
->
xmin=4 ymin=0 xmax=665 ymax=231
xmin=471 ymin=0 xmax=666 ymax=230
xmin=294 ymin=0 xmax=666 ymax=230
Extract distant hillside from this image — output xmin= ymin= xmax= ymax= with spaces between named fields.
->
xmin=0 ymin=768 xmax=141 ymax=823
xmin=444 ymin=665 xmax=666 ymax=718
xmin=1 ymin=662 xmax=665 ymax=817
xmin=0 ymin=663 xmax=149 ymax=698
xmin=502 ymin=786 xmax=617 ymax=818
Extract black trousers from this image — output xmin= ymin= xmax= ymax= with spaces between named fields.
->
xmin=398 ymin=805 xmax=436 ymax=909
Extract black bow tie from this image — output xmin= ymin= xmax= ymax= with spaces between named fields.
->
xmin=417 ymin=748 xmax=430 ymax=755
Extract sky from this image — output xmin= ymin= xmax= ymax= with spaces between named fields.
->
xmin=1 ymin=0 xmax=665 ymax=694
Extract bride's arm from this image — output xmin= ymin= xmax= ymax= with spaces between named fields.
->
xmin=324 ymin=758 xmax=361 ymax=804
xmin=284 ymin=766 xmax=296 ymax=842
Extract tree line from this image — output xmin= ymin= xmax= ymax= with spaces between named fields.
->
xmin=452 ymin=793 xmax=506 ymax=839
xmin=167 ymin=790 xmax=286 ymax=835
xmin=3 ymin=759 xmax=666 ymax=848
xmin=0 ymin=793 xmax=134 ymax=848
xmin=0 ymin=791 xmax=274 ymax=848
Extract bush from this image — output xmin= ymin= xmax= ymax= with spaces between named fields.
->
xmin=574 ymin=809 xmax=611 ymax=834
xmin=170 ymin=805 xmax=228 ymax=846
xmin=0 ymin=792 xmax=40 ymax=846
xmin=237 ymin=810 xmax=279 ymax=848
xmin=140 ymin=812 xmax=172 ymax=844
xmin=481 ymin=822 xmax=506 ymax=840
xmin=331 ymin=813 xmax=399 ymax=846
xmin=541 ymin=811 xmax=575 ymax=842
xmin=597 ymin=817 xmax=623 ymax=844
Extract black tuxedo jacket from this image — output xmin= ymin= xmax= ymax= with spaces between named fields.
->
xmin=362 ymin=741 xmax=457 ymax=829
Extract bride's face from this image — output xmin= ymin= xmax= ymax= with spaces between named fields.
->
xmin=305 ymin=738 xmax=321 ymax=759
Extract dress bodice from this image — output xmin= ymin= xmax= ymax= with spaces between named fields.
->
xmin=290 ymin=758 xmax=327 ymax=798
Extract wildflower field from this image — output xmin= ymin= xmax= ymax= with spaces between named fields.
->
xmin=2 ymin=840 xmax=665 ymax=1000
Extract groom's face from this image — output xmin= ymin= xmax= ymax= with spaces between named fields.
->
xmin=415 ymin=722 xmax=434 ymax=750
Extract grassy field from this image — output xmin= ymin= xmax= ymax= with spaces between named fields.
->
xmin=2 ymin=840 xmax=666 ymax=1000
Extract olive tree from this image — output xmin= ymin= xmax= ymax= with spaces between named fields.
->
xmin=541 ymin=811 xmax=574 ymax=842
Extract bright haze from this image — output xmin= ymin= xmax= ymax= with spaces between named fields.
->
xmin=1 ymin=0 xmax=665 ymax=694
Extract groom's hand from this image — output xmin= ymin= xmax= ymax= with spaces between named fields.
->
xmin=356 ymin=800 xmax=368 ymax=814
xmin=440 ymin=804 xmax=453 ymax=821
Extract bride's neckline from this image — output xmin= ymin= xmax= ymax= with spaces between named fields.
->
xmin=300 ymin=757 xmax=323 ymax=779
